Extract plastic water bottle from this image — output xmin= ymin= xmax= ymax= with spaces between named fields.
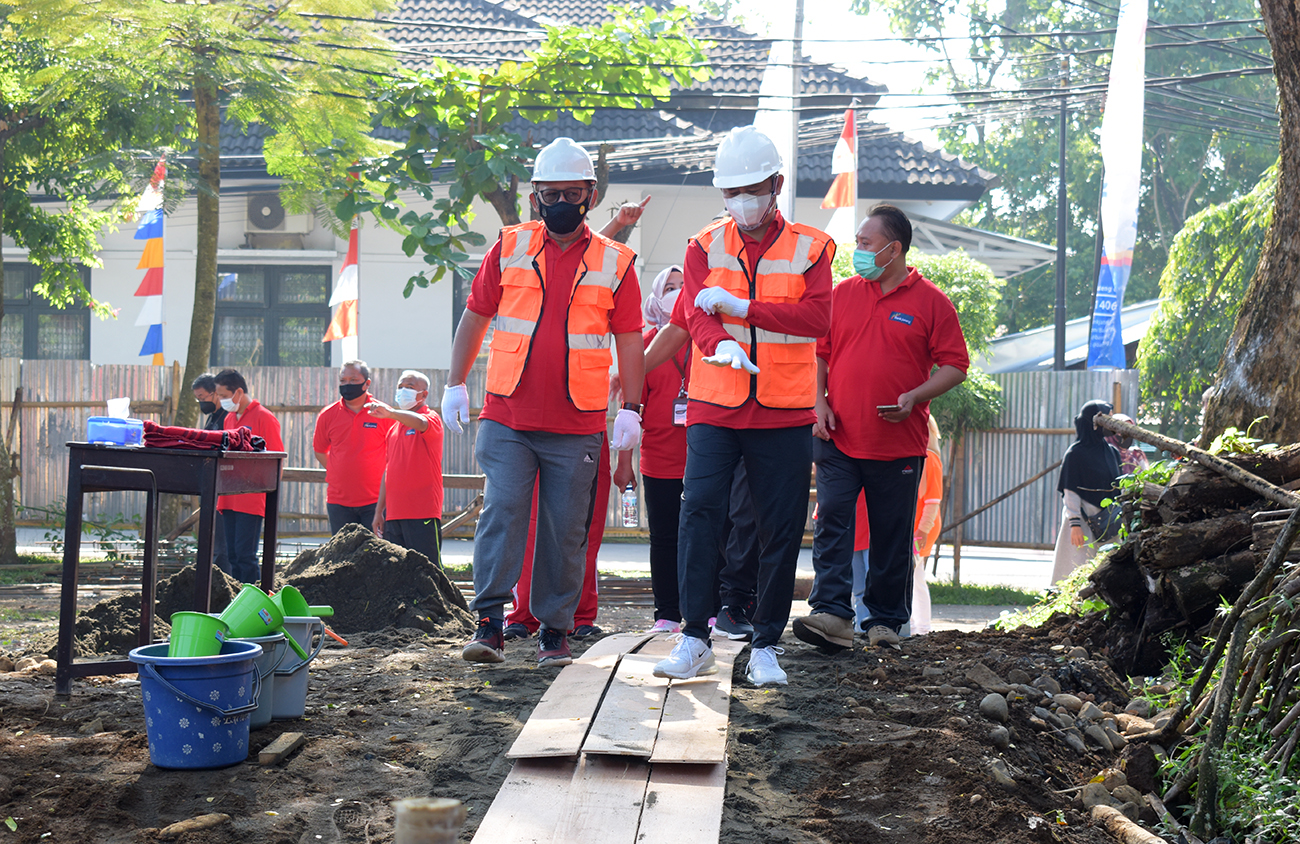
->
xmin=621 ymin=485 xmax=638 ymax=528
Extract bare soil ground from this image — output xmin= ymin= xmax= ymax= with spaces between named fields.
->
xmin=0 ymin=534 xmax=1142 ymax=843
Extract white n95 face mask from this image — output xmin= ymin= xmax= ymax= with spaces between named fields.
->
xmin=724 ymin=192 xmax=774 ymax=229
xmin=395 ymin=388 xmax=419 ymax=410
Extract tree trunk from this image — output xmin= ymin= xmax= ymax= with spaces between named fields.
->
xmin=1202 ymin=2 xmax=1300 ymax=446
xmin=0 ymin=143 xmax=18 ymax=562
xmin=176 ymin=72 xmax=222 ymax=432
xmin=1134 ymin=512 xmax=1254 ymax=570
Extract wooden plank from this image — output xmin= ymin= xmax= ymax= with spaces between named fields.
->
xmin=470 ymin=758 xmax=578 ymax=844
xmin=550 ymin=755 xmax=651 ymax=842
xmin=650 ymin=639 xmax=743 ymax=765
xmin=581 ymin=648 xmax=672 ymax=758
xmin=507 ymin=654 xmax=618 ymax=759
xmin=575 ymin=631 xmax=657 ymax=662
xmin=258 ymin=731 xmax=305 ymax=765
xmin=635 ymin=763 xmax=727 ymax=844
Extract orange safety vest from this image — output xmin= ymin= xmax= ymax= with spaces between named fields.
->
xmin=687 ymin=217 xmax=834 ymax=409
xmin=485 ymin=220 xmax=636 ymax=412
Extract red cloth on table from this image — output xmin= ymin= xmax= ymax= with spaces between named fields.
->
xmin=142 ymin=420 xmax=264 ymax=452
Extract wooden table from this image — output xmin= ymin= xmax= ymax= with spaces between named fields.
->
xmin=54 ymin=443 xmax=286 ymax=696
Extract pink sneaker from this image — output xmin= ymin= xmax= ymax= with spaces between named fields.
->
xmin=649 ymin=619 xmax=680 ymax=634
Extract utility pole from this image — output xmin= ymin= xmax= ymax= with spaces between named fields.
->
xmin=1053 ymin=55 xmax=1069 ymax=371
xmin=788 ymin=0 xmax=804 ymax=222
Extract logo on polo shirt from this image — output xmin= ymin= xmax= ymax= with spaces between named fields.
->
xmin=404 ymin=428 xmax=417 ymax=435
xmin=363 ymin=421 xmax=378 ymax=429
xmin=889 ymin=311 xmax=914 ymax=325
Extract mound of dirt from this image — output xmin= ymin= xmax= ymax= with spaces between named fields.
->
xmin=37 ymin=565 xmax=242 ymax=659
xmin=277 ymin=524 xmax=474 ymax=637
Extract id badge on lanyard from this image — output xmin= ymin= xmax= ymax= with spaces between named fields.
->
xmin=672 ymin=384 xmax=688 ymax=427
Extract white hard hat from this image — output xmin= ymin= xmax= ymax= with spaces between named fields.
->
xmin=712 ymin=126 xmax=782 ymax=189
xmin=532 ymin=137 xmax=596 ymax=182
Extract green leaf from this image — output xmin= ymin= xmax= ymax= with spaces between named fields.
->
xmin=4 ymin=818 xmax=16 ymax=832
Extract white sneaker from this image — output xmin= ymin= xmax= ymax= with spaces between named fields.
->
xmin=653 ymin=635 xmax=717 ymax=679
xmin=746 ymin=646 xmax=788 ymax=686
xmin=648 ymin=619 xmax=681 ymax=634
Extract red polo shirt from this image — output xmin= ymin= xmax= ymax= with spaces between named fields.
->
xmin=639 ymin=325 xmax=689 ymax=479
xmin=218 ymin=400 xmax=284 ymax=517
xmin=383 ymin=406 xmax=444 ymax=520
xmin=674 ymin=212 xmax=832 ymax=430
xmin=818 ymin=268 xmax=969 ymax=460
xmin=466 ymin=225 xmax=643 ymax=436
xmin=312 ymin=394 xmax=396 ymax=507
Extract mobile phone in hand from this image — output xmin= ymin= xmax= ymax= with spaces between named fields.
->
xmin=876 ymin=404 xmax=903 ymax=413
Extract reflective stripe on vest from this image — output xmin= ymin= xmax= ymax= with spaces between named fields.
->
xmin=485 ymin=221 xmax=635 ymax=412
xmin=688 ymin=218 xmax=832 ymax=409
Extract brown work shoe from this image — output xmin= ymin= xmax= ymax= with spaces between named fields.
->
xmin=792 ymin=612 xmax=854 ymax=653
xmin=867 ymin=624 xmax=902 ymax=650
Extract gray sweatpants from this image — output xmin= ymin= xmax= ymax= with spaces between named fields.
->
xmin=471 ymin=419 xmax=602 ymax=631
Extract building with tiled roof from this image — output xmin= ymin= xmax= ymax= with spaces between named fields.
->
xmin=11 ymin=0 xmax=1052 ymax=374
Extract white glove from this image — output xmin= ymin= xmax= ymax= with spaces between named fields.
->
xmin=694 ymin=287 xmax=750 ymax=319
xmin=611 ymin=408 xmax=642 ymax=451
xmin=441 ymin=384 xmax=470 ymax=434
xmin=702 ymin=340 xmax=759 ymax=373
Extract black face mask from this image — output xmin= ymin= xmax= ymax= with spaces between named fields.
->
xmin=538 ymin=199 xmax=589 ymax=235
xmin=339 ymin=383 xmax=367 ymax=401
xmin=199 ymin=401 xmax=217 ymax=415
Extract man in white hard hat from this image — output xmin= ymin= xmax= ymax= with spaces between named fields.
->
xmin=652 ymin=125 xmax=835 ymax=687
xmin=442 ymin=137 xmax=645 ymax=668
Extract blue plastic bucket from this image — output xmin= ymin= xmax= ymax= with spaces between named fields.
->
xmin=128 ymin=640 xmax=263 ymax=769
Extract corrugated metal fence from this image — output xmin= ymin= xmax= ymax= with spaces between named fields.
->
xmin=4 ymin=359 xmax=632 ymax=533
xmin=949 ymin=370 xmax=1141 ymax=548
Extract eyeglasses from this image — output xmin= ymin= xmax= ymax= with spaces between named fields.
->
xmin=536 ymin=187 xmax=590 ymax=205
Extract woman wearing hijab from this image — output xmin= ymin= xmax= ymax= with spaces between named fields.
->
xmin=1052 ymin=400 xmax=1124 ymax=584
xmin=614 ymin=266 xmax=690 ymax=632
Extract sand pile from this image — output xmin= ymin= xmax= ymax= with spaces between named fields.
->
xmin=278 ymin=524 xmax=474 ymax=637
xmin=40 ymin=565 xmax=242 ymax=658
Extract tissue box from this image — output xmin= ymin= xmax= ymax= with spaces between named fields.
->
xmin=86 ymin=417 xmax=144 ymax=446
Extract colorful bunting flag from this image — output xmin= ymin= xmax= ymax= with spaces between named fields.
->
xmin=821 ymin=109 xmax=857 ymax=245
xmin=133 ymin=160 xmax=166 ymax=365
xmin=322 ymin=225 xmax=360 ymax=359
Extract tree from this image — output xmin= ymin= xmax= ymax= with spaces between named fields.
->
xmin=860 ymin=0 xmax=1278 ymax=334
xmin=1138 ymin=164 xmax=1275 ymax=440
xmin=328 ymin=5 xmax=711 ymax=295
xmin=15 ymin=0 xmax=399 ymax=429
xmin=1201 ymin=3 xmax=1300 ymax=446
xmin=1 ymin=9 xmax=174 ymax=561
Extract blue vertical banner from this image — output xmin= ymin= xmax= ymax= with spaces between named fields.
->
xmin=1088 ymin=0 xmax=1148 ymax=369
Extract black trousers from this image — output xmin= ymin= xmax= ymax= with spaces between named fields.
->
xmin=810 ymin=438 xmax=923 ymax=632
xmin=385 ymin=517 xmax=443 ymax=568
xmin=327 ymin=502 xmax=377 ymax=535
xmin=678 ymin=424 xmax=812 ymax=648
xmin=719 ymin=460 xmax=760 ymax=609
xmin=643 ymin=475 xmax=684 ymax=622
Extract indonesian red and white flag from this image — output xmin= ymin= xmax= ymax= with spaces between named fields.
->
xmin=821 ymin=109 xmax=857 ymax=244
xmin=322 ymin=225 xmax=359 ymax=359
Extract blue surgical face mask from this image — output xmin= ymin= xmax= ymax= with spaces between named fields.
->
xmin=852 ymin=244 xmax=897 ymax=281
xmin=395 ymin=387 xmax=419 ymax=410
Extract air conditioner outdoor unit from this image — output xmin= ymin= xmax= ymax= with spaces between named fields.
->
xmin=245 ymin=193 xmax=315 ymax=235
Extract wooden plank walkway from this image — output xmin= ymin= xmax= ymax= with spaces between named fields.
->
xmin=473 ymin=633 xmax=744 ymax=844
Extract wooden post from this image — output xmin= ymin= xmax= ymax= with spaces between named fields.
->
xmin=169 ymin=360 xmax=183 ymax=426
xmin=392 ymin=798 xmax=466 ymax=844
xmin=951 ymin=433 xmax=966 ymax=587
xmin=1112 ymin=380 xmax=1123 ymax=416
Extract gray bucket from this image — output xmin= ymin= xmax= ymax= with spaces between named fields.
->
xmin=232 ymin=632 xmax=288 ymax=729
xmin=272 ymin=617 xmax=325 ymax=720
